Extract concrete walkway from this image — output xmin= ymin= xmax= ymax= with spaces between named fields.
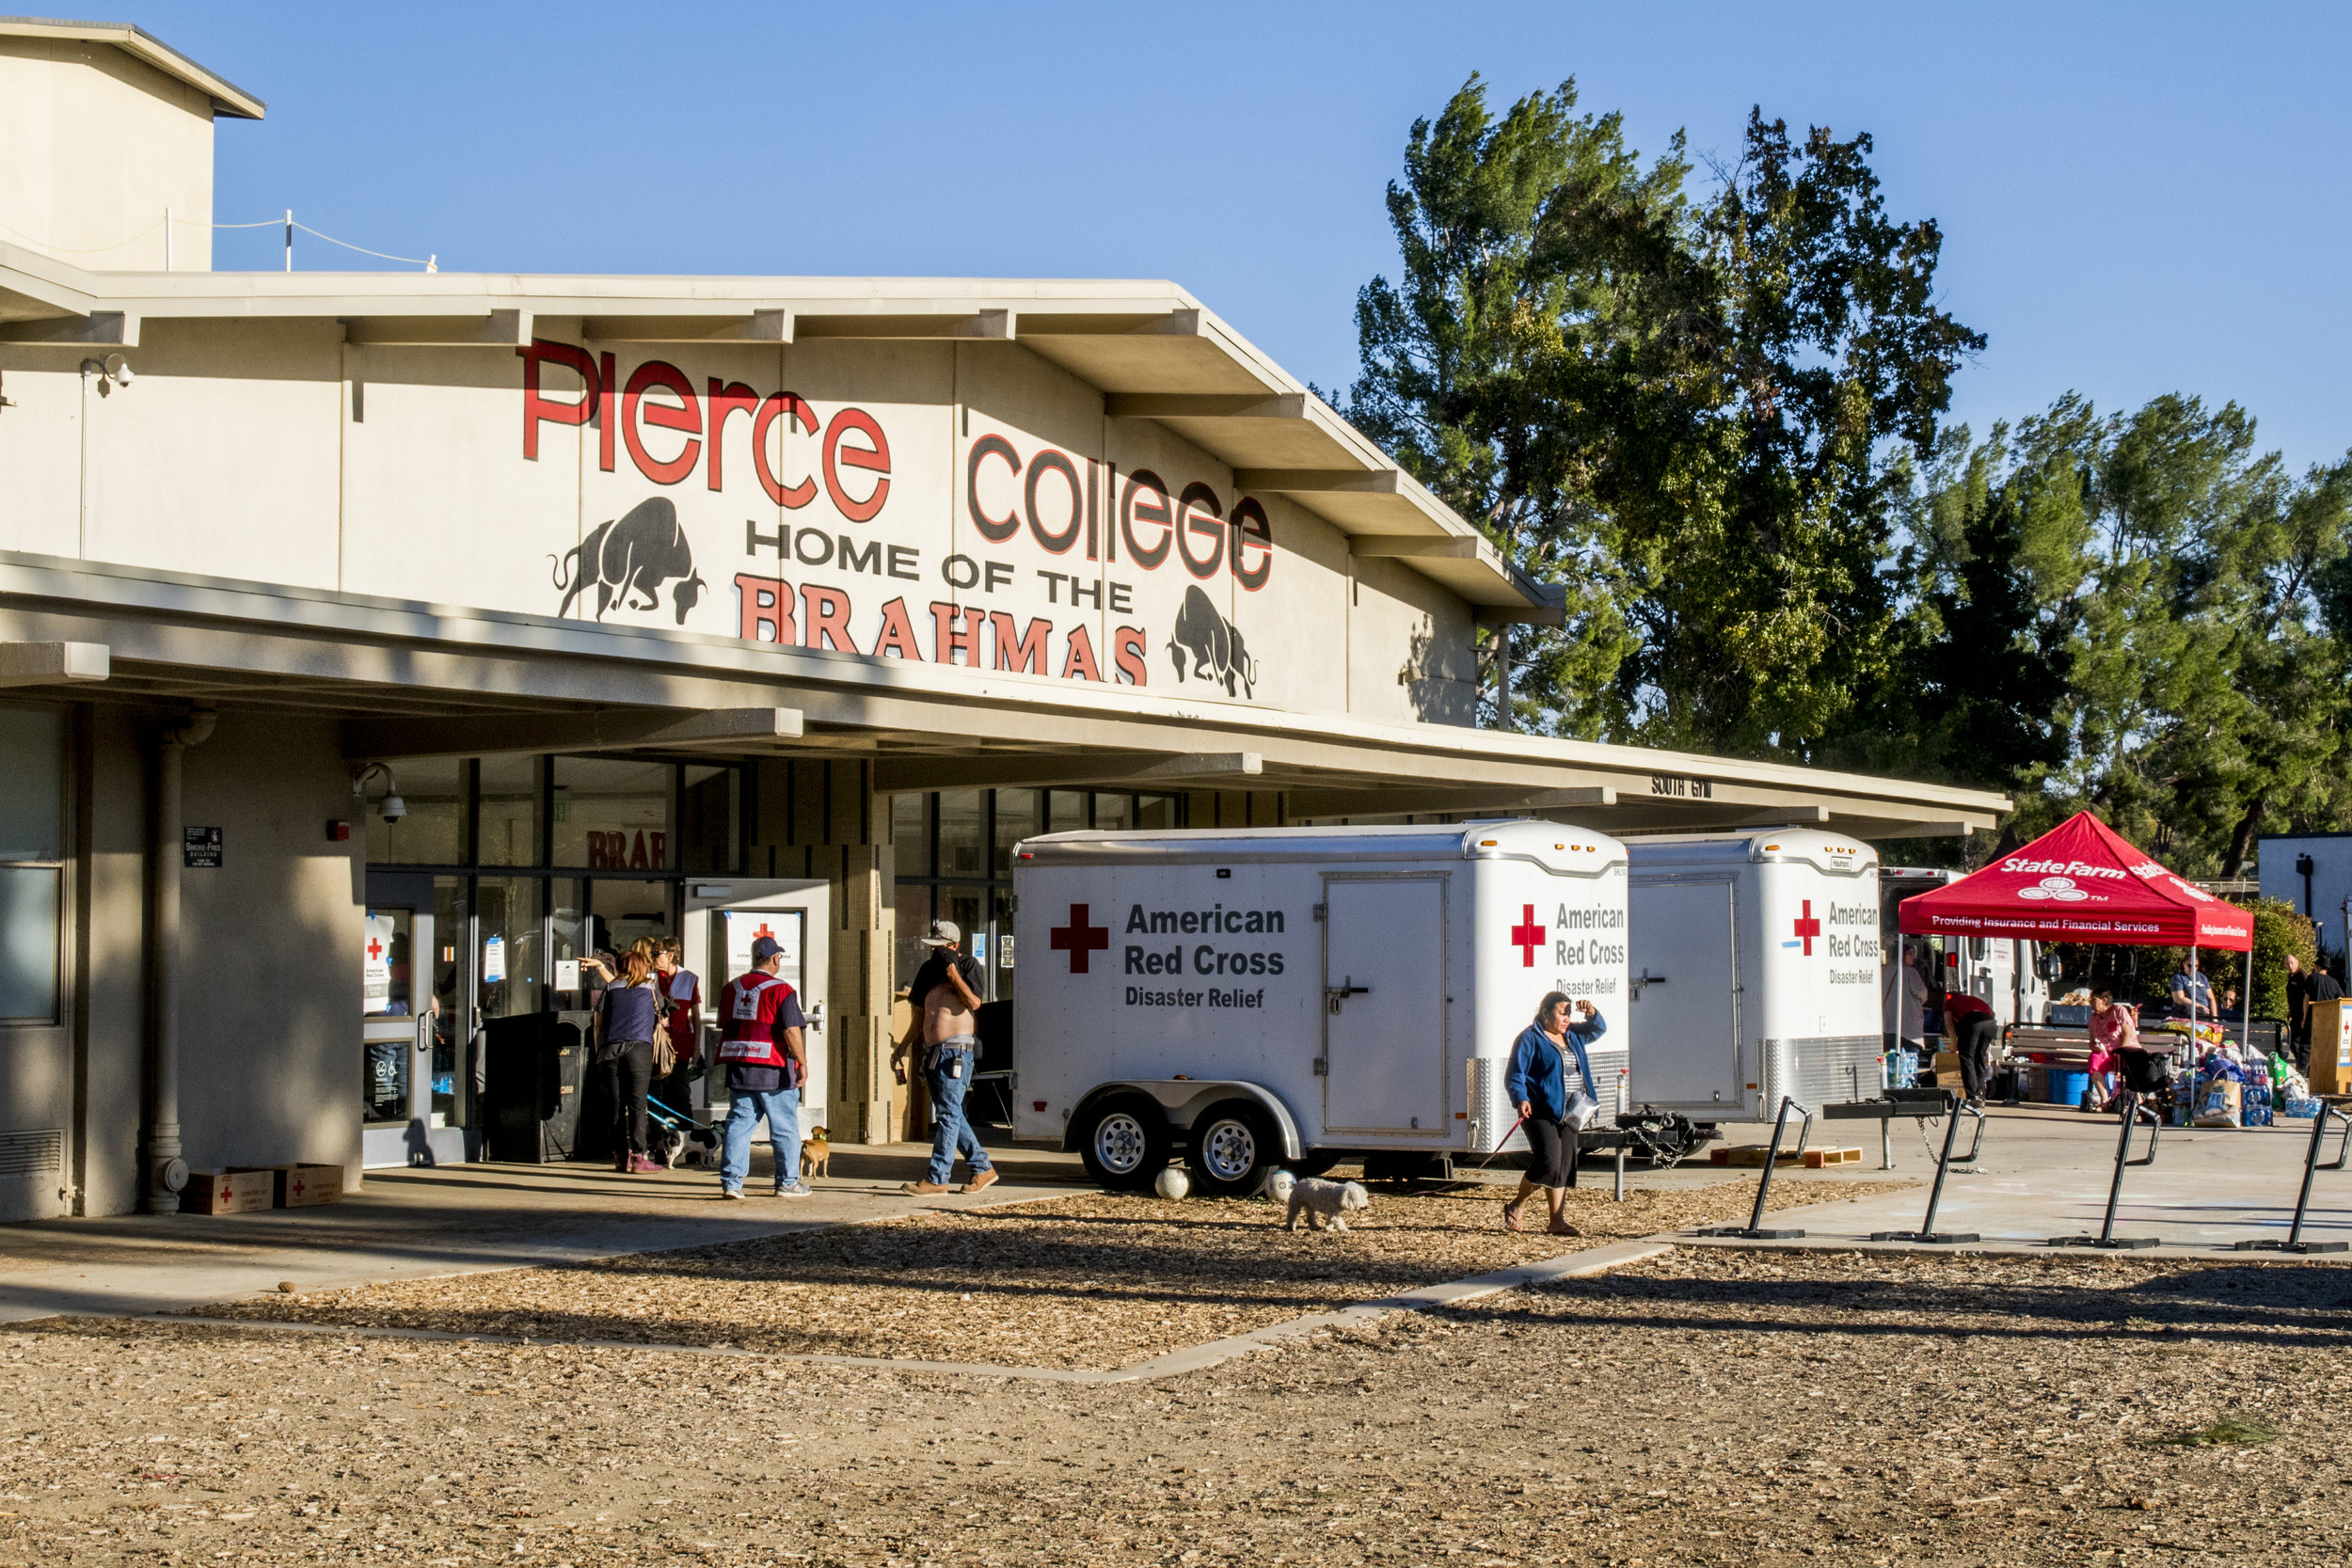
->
xmin=1682 ymin=1103 xmax=2352 ymax=1256
xmin=0 ymin=1143 xmax=1086 ymax=1323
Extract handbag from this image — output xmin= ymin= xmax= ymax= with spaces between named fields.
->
xmin=651 ymin=1016 xmax=676 ymax=1076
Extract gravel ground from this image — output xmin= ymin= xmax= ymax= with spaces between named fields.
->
xmin=7 ymin=1245 xmax=2351 ymax=1565
xmin=194 ymin=1179 xmax=1903 ymax=1370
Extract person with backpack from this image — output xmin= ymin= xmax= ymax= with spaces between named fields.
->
xmin=716 ymin=935 xmax=813 ymax=1200
xmin=1500 ymin=991 xmax=1607 ymax=1238
xmin=596 ymin=951 xmax=665 ymax=1174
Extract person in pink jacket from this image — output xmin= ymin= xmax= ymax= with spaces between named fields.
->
xmin=2085 ymin=988 xmax=2137 ymax=1112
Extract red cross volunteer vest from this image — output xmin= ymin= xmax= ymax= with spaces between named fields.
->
xmin=719 ymin=972 xmax=793 ymax=1068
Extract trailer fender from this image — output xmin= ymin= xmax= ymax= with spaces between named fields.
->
xmin=1063 ymin=1080 xmax=1304 ymax=1161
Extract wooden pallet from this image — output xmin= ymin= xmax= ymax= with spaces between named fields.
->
xmin=1709 ymin=1145 xmax=1865 ymax=1169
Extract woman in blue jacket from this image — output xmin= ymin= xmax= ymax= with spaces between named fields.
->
xmin=1501 ymin=990 xmax=1607 ymax=1235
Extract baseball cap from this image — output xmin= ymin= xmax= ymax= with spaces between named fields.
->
xmin=919 ymin=919 xmax=961 ymax=948
xmin=751 ymin=936 xmax=783 ymax=961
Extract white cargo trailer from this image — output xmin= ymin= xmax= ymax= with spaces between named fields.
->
xmin=1626 ymin=829 xmax=1883 ymax=1120
xmin=1880 ymin=867 xmax=2052 ymax=1030
xmin=1009 ymin=820 xmax=1630 ymax=1193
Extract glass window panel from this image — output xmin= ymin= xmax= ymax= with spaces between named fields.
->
xmin=600 ymin=879 xmax=673 ymax=964
xmin=550 ymin=878 xmax=588 ymax=1009
xmin=1093 ymin=793 xmax=1133 ymax=832
xmin=0 ymin=706 xmax=62 ymax=861
xmin=478 ymin=876 xmax=544 ymax=1019
xmin=993 ymin=788 xmax=1041 ymax=877
xmin=894 ymin=879 xmax=933 ymax=993
xmin=363 ymin=755 xmax=469 ymax=865
xmin=1136 ymin=794 xmax=1179 ymax=831
xmin=478 ymin=757 xmax=541 ymax=867
xmin=942 ymin=886 xmax=988 ymax=991
xmin=0 ymin=865 xmax=59 ymax=1022
xmin=891 ymin=791 xmax=930 ymax=875
xmin=1047 ymin=789 xmax=1089 ymax=834
xmin=430 ymin=877 xmax=468 ymax=1128
xmin=993 ymin=886 xmax=1015 ymax=1003
xmin=938 ymin=790 xmax=985 ymax=879
xmin=677 ymin=765 xmax=738 ymax=875
xmin=552 ymin=756 xmax=675 ymax=870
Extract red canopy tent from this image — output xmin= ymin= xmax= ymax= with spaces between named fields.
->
xmin=1898 ymin=809 xmax=2254 ymax=1055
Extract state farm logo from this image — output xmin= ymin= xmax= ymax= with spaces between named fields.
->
xmin=2017 ymin=876 xmax=2090 ymax=902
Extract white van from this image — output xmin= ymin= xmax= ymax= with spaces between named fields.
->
xmin=1009 ymin=820 xmax=1629 ymax=1192
xmin=1625 ymin=829 xmax=1883 ymax=1119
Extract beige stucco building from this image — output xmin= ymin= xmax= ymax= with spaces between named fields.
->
xmin=0 ymin=20 xmax=2005 ymax=1219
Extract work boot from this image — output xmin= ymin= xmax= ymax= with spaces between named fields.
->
xmin=962 ymin=1169 xmax=999 ymax=1195
xmin=899 ymin=1180 xmax=954 ymax=1195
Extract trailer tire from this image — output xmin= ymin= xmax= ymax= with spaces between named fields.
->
xmin=1079 ymin=1096 xmax=1168 ymax=1191
xmin=1189 ymin=1102 xmax=1279 ymax=1196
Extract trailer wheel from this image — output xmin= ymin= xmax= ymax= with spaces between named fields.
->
xmin=1079 ymin=1097 xmax=1168 ymax=1191
xmin=1189 ymin=1102 xmax=1279 ymax=1196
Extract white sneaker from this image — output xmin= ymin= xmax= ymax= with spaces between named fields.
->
xmin=719 ymin=1188 xmax=744 ymax=1201
xmin=774 ymin=1182 xmax=814 ymax=1199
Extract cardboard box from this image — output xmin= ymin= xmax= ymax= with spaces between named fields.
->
xmin=1932 ymin=1051 xmax=1963 ymax=1081
xmin=2312 ymin=999 xmax=2352 ymax=1096
xmin=184 ymin=1168 xmax=275 ymax=1214
xmin=236 ymin=1164 xmax=345 ymax=1208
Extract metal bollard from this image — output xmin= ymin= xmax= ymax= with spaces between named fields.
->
xmin=2049 ymin=1089 xmax=2162 ymax=1249
xmin=2233 ymin=1101 xmax=2352 ymax=1255
xmin=1871 ymin=1090 xmax=1983 ymax=1243
xmin=1695 ymin=1095 xmax=1813 ymax=1240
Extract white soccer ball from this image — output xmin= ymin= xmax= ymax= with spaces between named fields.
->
xmin=1263 ymin=1167 xmax=1296 ymax=1203
xmin=1154 ymin=1166 xmax=1191 ymax=1200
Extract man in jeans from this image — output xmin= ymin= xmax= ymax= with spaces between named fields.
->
xmin=716 ymin=935 xmax=813 ymax=1200
xmin=892 ymin=920 xmax=994 ymax=1196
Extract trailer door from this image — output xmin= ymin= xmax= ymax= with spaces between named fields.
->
xmin=1629 ymin=878 xmax=1740 ymax=1108
xmin=1322 ymin=875 xmax=1446 ymax=1133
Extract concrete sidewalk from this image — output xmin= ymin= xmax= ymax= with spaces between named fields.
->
xmin=1689 ymin=1103 xmax=2352 ymax=1256
xmin=0 ymin=1142 xmax=1088 ymax=1323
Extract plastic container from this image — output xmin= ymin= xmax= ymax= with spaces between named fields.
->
xmin=2048 ymin=1069 xmax=2090 ymax=1107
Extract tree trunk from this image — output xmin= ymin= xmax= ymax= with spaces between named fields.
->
xmin=2222 ymin=792 xmax=2267 ymax=879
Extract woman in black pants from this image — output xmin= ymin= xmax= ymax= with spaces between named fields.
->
xmin=598 ymin=950 xmax=663 ymax=1173
xmin=1501 ymin=990 xmax=1608 ymax=1236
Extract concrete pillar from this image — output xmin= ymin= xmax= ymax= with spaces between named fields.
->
xmin=142 ymin=708 xmax=214 ymax=1212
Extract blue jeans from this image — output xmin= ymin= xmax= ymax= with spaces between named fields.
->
xmin=926 ymin=1052 xmax=992 ymax=1185
xmin=722 ymin=1086 xmax=802 ymax=1193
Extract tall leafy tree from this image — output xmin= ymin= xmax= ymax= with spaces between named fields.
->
xmin=1342 ymin=74 xmax=1707 ymax=736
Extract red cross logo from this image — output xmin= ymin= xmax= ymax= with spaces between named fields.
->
xmin=1792 ymin=900 xmax=1821 ymax=956
xmin=366 ymin=938 xmax=384 ymax=961
xmin=1049 ymin=904 xmax=1110 ymax=974
xmin=755 ymin=922 xmax=774 ymax=941
xmin=1510 ymin=904 xmax=1545 ymax=968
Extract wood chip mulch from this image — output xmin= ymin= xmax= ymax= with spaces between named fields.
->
xmin=193 ymin=1177 xmax=1905 ymax=1370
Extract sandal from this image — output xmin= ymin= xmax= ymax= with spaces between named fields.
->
xmin=1502 ymin=1199 xmax=1529 ymax=1233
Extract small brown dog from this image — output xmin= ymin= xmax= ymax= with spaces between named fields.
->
xmin=800 ymin=1126 xmax=830 ymax=1180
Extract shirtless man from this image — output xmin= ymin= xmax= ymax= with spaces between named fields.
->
xmin=893 ymin=920 xmax=994 ymax=1195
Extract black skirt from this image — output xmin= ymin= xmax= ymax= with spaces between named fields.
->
xmin=1524 ymin=1117 xmax=1580 ymax=1188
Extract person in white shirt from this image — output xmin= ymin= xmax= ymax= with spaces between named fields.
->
xmin=1896 ymin=941 xmax=1931 ymax=1080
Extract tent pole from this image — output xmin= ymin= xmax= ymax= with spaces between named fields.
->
xmin=2243 ymin=941 xmax=2254 ymax=1056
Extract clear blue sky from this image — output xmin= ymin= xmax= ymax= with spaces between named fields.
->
xmin=136 ymin=0 xmax=2352 ymax=470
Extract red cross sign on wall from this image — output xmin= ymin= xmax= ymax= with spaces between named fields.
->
xmin=755 ymin=923 xmax=774 ymax=942
xmin=1791 ymin=900 xmax=1821 ymax=956
xmin=1050 ymin=904 xmax=1110 ymax=974
xmin=1510 ymin=904 xmax=1546 ymax=968
xmin=366 ymin=938 xmax=384 ymax=961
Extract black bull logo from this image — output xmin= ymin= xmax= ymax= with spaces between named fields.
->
xmin=550 ymin=497 xmax=707 ymax=624
xmin=1167 ymin=584 xmax=1260 ymax=698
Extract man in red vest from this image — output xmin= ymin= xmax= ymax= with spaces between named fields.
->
xmin=717 ymin=935 xmax=811 ymax=1199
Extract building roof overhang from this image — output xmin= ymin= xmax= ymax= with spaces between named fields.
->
xmin=0 ymin=246 xmax=1558 ymax=616
xmin=0 ymin=549 xmax=2011 ymax=840
xmin=0 ymin=16 xmax=265 ymax=118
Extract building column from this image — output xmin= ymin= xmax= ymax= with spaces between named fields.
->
xmin=142 ymin=709 xmax=214 ymax=1212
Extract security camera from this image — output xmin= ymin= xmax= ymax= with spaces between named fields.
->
xmin=103 ymin=354 xmax=132 ymax=388
xmin=379 ymin=793 xmax=407 ymax=823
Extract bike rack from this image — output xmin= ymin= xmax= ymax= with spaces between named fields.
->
xmin=1695 ymin=1095 xmax=1814 ymax=1240
xmin=1871 ymin=1090 xmax=1984 ymax=1243
xmin=2233 ymin=1100 xmax=2352 ymax=1255
xmin=2049 ymin=1088 xmax=2163 ymax=1249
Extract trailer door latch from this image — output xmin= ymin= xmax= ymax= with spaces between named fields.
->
xmin=1312 ymin=1056 xmax=1327 ymax=1076
xmin=1326 ymin=977 xmax=1369 ymax=1014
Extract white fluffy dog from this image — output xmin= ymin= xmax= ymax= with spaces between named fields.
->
xmin=1285 ymin=1176 xmax=1370 ymax=1232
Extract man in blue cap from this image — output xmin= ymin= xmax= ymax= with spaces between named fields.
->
xmin=715 ymin=934 xmax=812 ymax=1199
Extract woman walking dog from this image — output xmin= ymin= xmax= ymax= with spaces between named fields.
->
xmin=1502 ymin=991 xmax=1608 ymax=1236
